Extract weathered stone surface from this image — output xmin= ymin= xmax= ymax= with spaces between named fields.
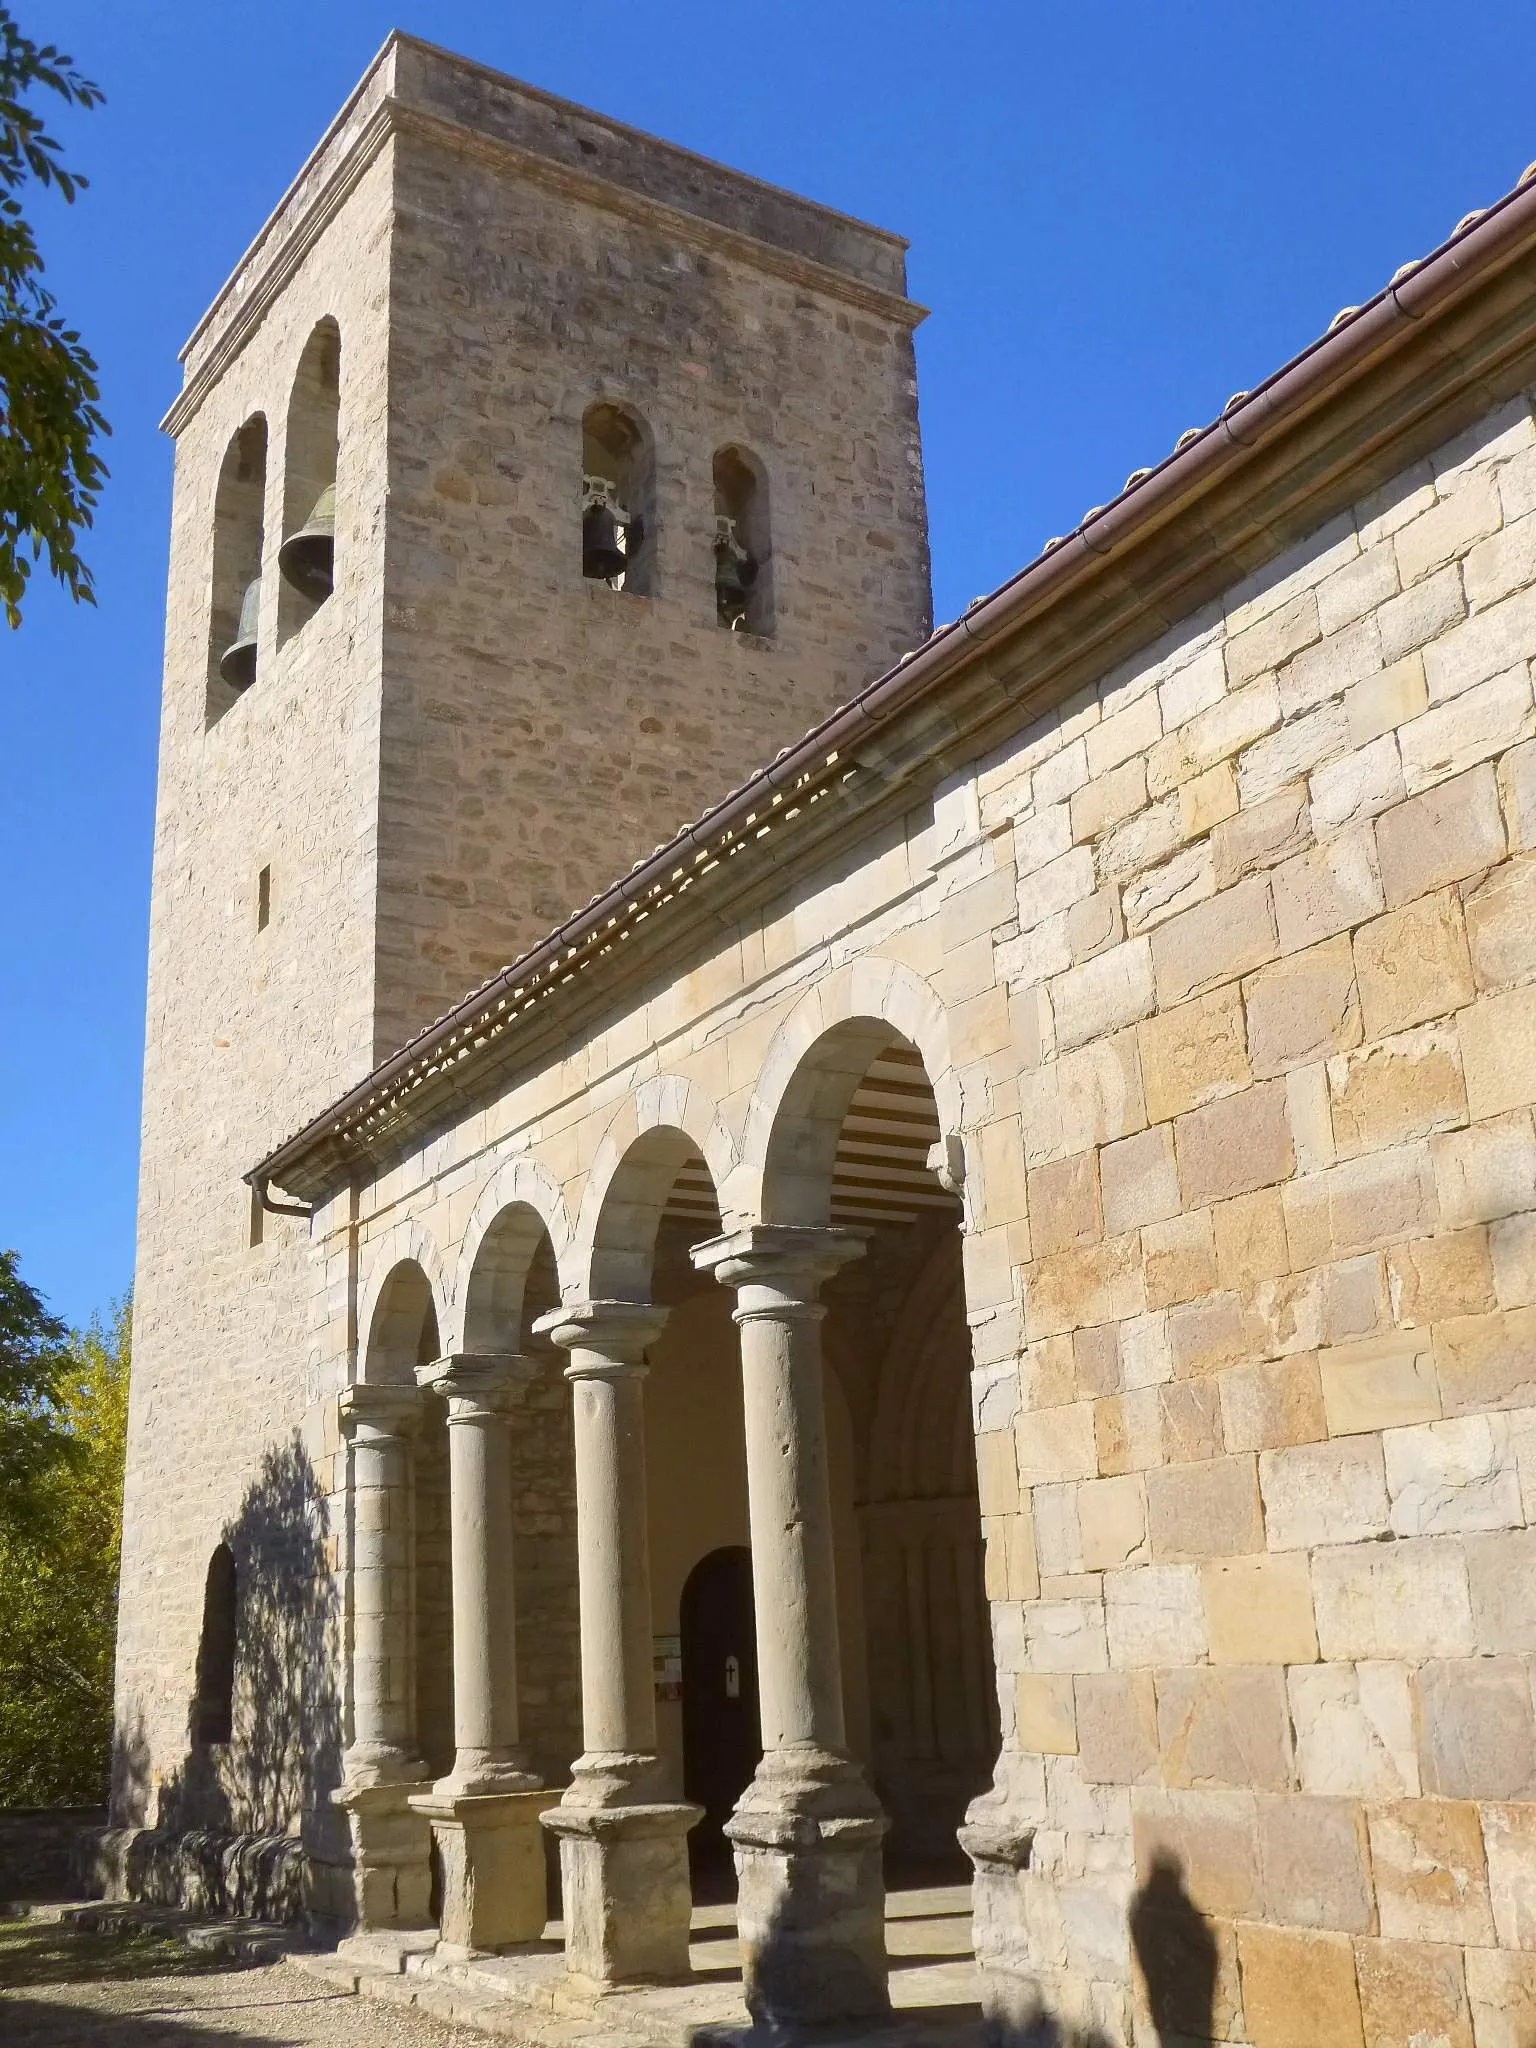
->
xmin=1311 ymin=1538 xmax=1474 ymax=1660
xmin=1202 ymin=1554 xmax=1318 ymax=1664
xmin=1327 ymin=1025 xmax=1467 ymax=1158
xmin=1272 ymin=826 xmax=1384 ymax=953
xmin=1211 ymin=781 xmax=1313 ymax=888
xmin=1176 ymin=1080 xmax=1295 ymax=1208
xmin=1434 ymin=1305 xmax=1536 ymax=1415
xmin=1105 ymin=1563 xmax=1207 ymax=1667
xmin=1386 ymin=1228 xmax=1498 ymax=1325
xmin=1257 ymin=1794 xmax=1374 ymax=1932
xmin=1367 ymin=1798 xmax=1495 ymax=1945
xmin=1138 ymin=985 xmax=1252 ymax=1125
xmin=1259 ymin=1438 xmax=1389 ymax=1550
xmin=1374 ymin=762 xmax=1507 ymax=906
xmin=1459 ymin=983 xmax=1536 ymax=1119
xmin=1221 ymin=1354 xmax=1327 ymax=1453
xmin=1075 ymin=1670 xmax=1159 ymax=1786
xmin=1146 ymin=1455 xmax=1265 ymax=1562
xmin=1151 ymin=876 xmax=1279 ymax=1007
xmin=1237 ymin=1922 xmax=1364 ymax=2048
xmin=1156 ymin=1666 xmax=1293 ymax=1792
xmin=1290 ymin=1662 xmax=1419 ymax=1798
xmin=1465 ymin=1527 xmax=1536 ymax=1652
xmin=1465 ymin=1947 xmax=1536 ymax=2048
xmin=1131 ymin=1788 xmax=1262 ymax=1918
xmin=1415 ymin=1656 xmax=1536 ymax=1800
xmin=1353 ymin=1938 xmax=1473 ymax=2048
xmin=1027 ymin=1150 xmax=1102 ymax=1256
xmin=1483 ymin=1799 xmax=1536 ymax=1950
xmin=1014 ymin=1672 xmax=1078 ymax=1756
xmin=1245 ymin=935 xmax=1362 ymax=1077
xmin=1465 ymin=854 xmax=1536 ymax=990
xmin=1352 ymin=890 xmax=1475 ymax=1039
xmin=1431 ymin=1115 xmax=1536 ymax=1228
xmin=1319 ymin=1332 xmax=1440 ymax=1436
xmin=1077 ymin=1472 xmax=1148 ymax=1571
xmin=1383 ymin=1414 xmax=1521 ymax=1536
xmin=1099 ymin=1123 xmax=1181 ymax=1236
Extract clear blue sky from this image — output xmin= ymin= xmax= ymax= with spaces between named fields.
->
xmin=5 ymin=1 xmax=1536 ymax=1327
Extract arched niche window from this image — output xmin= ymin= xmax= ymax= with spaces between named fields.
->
xmin=277 ymin=318 xmax=341 ymax=644
xmin=713 ymin=445 xmax=773 ymax=636
xmin=206 ymin=415 xmax=267 ymax=725
xmin=192 ymin=1543 xmax=237 ymax=1746
xmin=581 ymin=402 xmax=655 ymax=596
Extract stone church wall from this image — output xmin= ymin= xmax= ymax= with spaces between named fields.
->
xmin=325 ymin=386 xmax=1536 ymax=2042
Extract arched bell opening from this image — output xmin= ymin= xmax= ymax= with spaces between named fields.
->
xmin=278 ymin=318 xmax=341 ymax=645
xmin=760 ymin=1023 xmax=998 ymax=1881
xmin=205 ymin=415 xmax=267 ymax=725
xmin=459 ymin=1204 xmax=580 ymax=1793
xmin=712 ymin=444 xmax=772 ymax=636
xmin=581 ymin=401 xmax=655 ymax=595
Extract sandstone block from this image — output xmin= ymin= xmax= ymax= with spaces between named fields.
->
xmin=1258 ymin=1793 xmax=1374 ymax=1932
xmin=1384 ymin=1414 xmax=1521 ymax=1536
xmin=1466 ymin=1945 xmax=1536 ymax=2048
xmin=1309 ymin=732 xmax=1405 ymax=839
xmin=1229 ymin=589 xmax=1323 ymax=684
xmin=1149 ymin=678 xmax=1283 ymax=800
xmin=1287 ymin=1061 xmax=1339 ymax=1172
xmin=1220 ymin=1355 xmax=1327 ymax=1453
xmin=1050 ymin=935 xmax=1156 ymax=1052
xmin=1123 ymin=842 xmax=1216 ymax=935
xmin=1483 ymin=1800 xmax=1536 ymax=1950
xmin=1017 ymin=844 xmax=1096 ymax=932
xmin=1168 ymin=1290 xmax=1256 ymax=1378
xmin=1399 ymin=665 xmax=1536 ymax=794
xmin=1202 ymin=1553 xmax=1318 ymax=1664
xmin=1260 ymin=1437 xmax=1389 ymax=1549
xmin=1290 ymin=1661 xmax=1419 ymax=1798
xmin=1280 ymin=616 xmax=1384 ymax=718
xmin=1367 ymin=1798 xmax=1494 ymax=1946
xmin=1319 ymin=541 xmax=1400 ymax=637
xmin=1460 ymin=985 xmax=1536 ymax=1120
xmin=1422 ymin=575 xmax=1536 ymax=701
xmin=1466 ymin=506 xmax=1536 ymax=610
xmin=1151 ymin=874 xmax=1280 ymax=1009
xmin=1378 ymin=561 xmax=1467 ymax=666
xmin=1051 ymin=1031 xmax=1150 ymax=1155
xmin=1121 ymin=1309 xmax=1174 ymax=1390
xmin=1464 ymin=1527 xmax=1536 ymax=1653
xmin=1143 ymin=1208 xmax=1219 ymax=1308
xmin=1353 ymin=1938 xmax=1472 ymax=2048
xmin=1491 ymin=1211 xmax=1536 ymax=1306
xmin=1087 ymin=685 xmax=1161 ymax=779
xmin=1375 ymin=762 xmax=1507 ymax=907
xmin=1213 ymin=1186 xmax=1291 ymax=1290
xmin=1146 ymin=1455 xmax=1264 ymax=1563
xmin=1156 ymin=1664 xmax=1293 ymax=1792
xmin=1246 ymin=934 xmax=1361 ymax=1077
xmin=1026 ymin=1234 xmax=1145 ymax=1343
xmin=1069 ymin=755 xmax=1147 ymax=846
xmin=1465 ymin=854 xmax=1536 ymax=993
xmin=1066 ymin=884 xmax=1124 ymax=965
xmin=1432 ymin=1114 xmax=1536 ymax=1230
xmin=1237 ymin=1922 xmax=1363 ymax=2048
xmin=1022 ymin=1594 xmax=1108 ymax=1674
xmin=1328 ymin=1025 xmax=1467 ymax=1158
xmin=1397 ymin=466 xmax=1502 ymax=588
xmin=1099 ymin=1124 xmax=1180 ymax=1237
xmin=1241 ymin=701 xmax=1351 ymax=809
xmin=1499 ymin=736 xmax=1536 ymax=849
xmin=1415 ymin=1656 xmax=1536 ymax=1801
xmin=1071 ymin=1322 xmax=1121 ymax=1400
xmin=1094 ymin=1387 xmax=1162 ymax=1477
xmin=1014 ymin=1671 xmax=1079 ymax=1756
xmin=1075 ymin=1670 xmax=1158 ymax=1786
xmin=1179 ymin=758 xmax=1240 ymax=839
xmin=1434 ymin=1306 xmax=1536 ymax=1416
xmin=1131 ymin=1786 xmax=1262 ymax=1917
xmin=1322 ymin=1254 xmax=1389 ymax=1344
xmin=1176 ymin=1080 xmax=1295 ymax=1208
xmin=1211 ymin=781 xmax=1313 ymax=889
xmin=1028 ymin=1149 xmax=1102 ymax=1255
xmin=1387 ymin=1227 xmax=1497 ymax=1324
xmin=1158 ymin=1379 xmax=1226 ymax=1464
xmin=1105 ymin=1562 xmax=1207 ymax=1667
xmin=1156 ymin=635 xmax=1228 ymax=727
xmin=1097 ymin=792 xmax=1183 ymax=885
xmin=976 ymin=1428 xmax=1022 ymax=1517
xmin=1312 ymin=1538 xmax=1474 ymax=1661
xmin=1272 ymin=825 xmax=1385 ymax=953
xmin=1353 ymin=889 xmax=1475 ymax=1040
xmin=1137 ymin=985 xmax=1251 ymax=1124
xmin=1015 ymin=1400 xmax=1099 ymax=1487
xmin=1320 ymin=1332 xmax=1440 ymax=1436
xmin=1014 ymin=802 xmax=1073 ymax=879
xmin=1345 ymin=652 xmax=1428 ymax=750
xmin=1078 ymin=1471 xmax=1148 ymax=1570
xmin=1325 ymin=1142 xmax=1439 ymax=1260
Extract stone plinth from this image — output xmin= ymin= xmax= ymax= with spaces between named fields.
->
xmin=408 ymin=1787 xmax=553 ymax=1955
xmin=333 ymin=1781 xmax=433 ymax=1932
xmin=542 ymin=1799 xmax=700 ymax=1985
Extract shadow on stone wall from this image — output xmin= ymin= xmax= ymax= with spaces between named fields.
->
xmin=1128 ymin=1851 xmax=1217 ymax=2047
xmin=88 ymin=1436 xmax=345 ymax=1926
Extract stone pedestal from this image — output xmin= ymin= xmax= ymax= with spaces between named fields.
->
xmin=333 ymin=1782 xmax=433 ymax=1932
xmin=543 ymin=1799 xmax=700 ymax=1985
xmin=408 ymin=1787 xmax=553 ymax=1955
xmin=693 ymin=1226 xmax=892 ymax=2027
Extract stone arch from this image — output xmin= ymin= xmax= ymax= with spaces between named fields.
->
xmin=278 ymin=315 xmax=341 ymax=641
xmin=734 ymin=957 xmax=962 ymax=1228
xmin=358 ymin=1223 xmax=449 ymax=1385
xmin=574 ymin=1075 xmax=738 ymax=1300
xmin=452 ymin=1155 xmax=575 ymax=1352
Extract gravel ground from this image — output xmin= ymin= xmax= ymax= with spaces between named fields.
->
xmin=0 ymin=1920 xmax=487 ymax=2048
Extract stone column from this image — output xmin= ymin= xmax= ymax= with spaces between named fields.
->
xmin=533 ymin=1301 xmax=699 ymax=1985
xmin=333 ymin=1383 xmax=432 ymax=1937
xmin=692 ymin=1225 xmax=890 ymax=2027
xmin=407 ymin=1354 xmax=551 ymax=1955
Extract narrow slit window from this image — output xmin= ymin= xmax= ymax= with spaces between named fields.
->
xmin=192 ymin=1544 xmax=237 ymax=1746
xmin=256 ymin=865 xmax=271 ymax=931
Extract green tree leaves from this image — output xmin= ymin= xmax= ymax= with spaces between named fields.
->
xmin=0 ymin=1265 xmax=129 ymax=1806
xmin=0 ymin=6 xmax=108 ymax=629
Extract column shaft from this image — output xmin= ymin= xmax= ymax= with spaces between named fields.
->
xmin=339 ymin=1385 xmax=424 ymax=1781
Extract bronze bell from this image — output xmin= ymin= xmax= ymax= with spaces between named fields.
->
xmin=582 ymin=486 xmax=628 ymax=582
xmin=714 ymin=517 xmax=756 ymax=630
xmin=277 ymin=482 xmax=336 ymax=603
xmin=218 ymin=576 xmax=261 ymax=690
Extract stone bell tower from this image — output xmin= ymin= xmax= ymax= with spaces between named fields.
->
xmin=115 ymin=34 xmax=930 ymax=1861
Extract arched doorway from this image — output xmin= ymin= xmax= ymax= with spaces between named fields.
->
xmin=680 ymin=1545 xmax=761 ymax=1880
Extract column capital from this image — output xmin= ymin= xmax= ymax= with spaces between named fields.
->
xmin=533 ymin=1300 xmax=668 ymax=1378
xmin=338 ymin=1381 xmax=422 ymax=1442
xmin=692 ymin=1225 xmax=866 ymax=1315
xmin=415 ymin=1352 xmax=538 ymax=1418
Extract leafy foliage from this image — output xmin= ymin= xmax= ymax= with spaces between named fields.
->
xmin=0 ymin=1288 xmax=129 ymax=1805
xmin=0 ymin=5 xmax=107 ymax=628
xmin=0 ymin=1242 xmax=74 ymax=1530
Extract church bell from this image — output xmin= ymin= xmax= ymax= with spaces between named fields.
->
xmin=218 ymin=576 xmax=261 ymax=690
xmin=582 ymin=474 xmax=633 ymax=583
xmin=714 ymin=515 xmax=756 ymax=631
xmin=277 ymin=483 xmax=336 ymax=603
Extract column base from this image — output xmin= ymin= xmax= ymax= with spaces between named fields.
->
xmin=542 ymin=1796 xmax=700 ymax=1985
xmin=725 ymin=1747 xmax=890 ymax=2027
xmin=408 ymin=1787 xmax=554 ymax=1956
xmin=333 ymin=1780 xmax=433 ymax=1933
